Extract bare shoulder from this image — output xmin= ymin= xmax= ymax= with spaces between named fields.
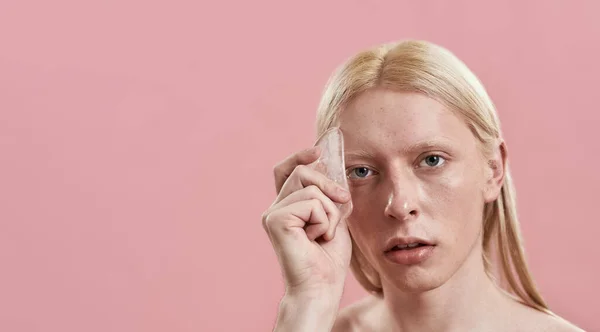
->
xmin=510 ymin=304 xmax=585 ymax=332
xmin=332 ymin=294 xmax=383 ymax=332
xmin=531 ymin=313 xmax=585 ymax=332
xmin=534 ymin=313 xmax=585 ymax=332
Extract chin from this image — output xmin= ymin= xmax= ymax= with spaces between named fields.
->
xmin=381 ymin=265 xmax=450 ymax=294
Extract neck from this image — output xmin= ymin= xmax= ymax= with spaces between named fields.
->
xmin=380 ymin=244 xmax=510 ymax=332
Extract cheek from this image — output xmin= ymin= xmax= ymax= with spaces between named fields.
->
xmin=345 ymin=190 xmax=386 ymax=252
xmin=347 ymin=198 xmax=379 ymax=238
xmin=431 ymin=161 xmax=485 ymax=206
xmin=425 ymin=167 xmax=485 ymax=244
xmin=427 ymin=172 xmax=478 ymax=208
xmin=346 ymin=182 xmax=379 ymax=223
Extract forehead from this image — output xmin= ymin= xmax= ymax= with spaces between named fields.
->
xmin=338 ymin=88 xmax=474 ymax=151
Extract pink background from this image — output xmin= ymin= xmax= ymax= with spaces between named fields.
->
xmin=1 ymin=1 xmax=598 ymax=331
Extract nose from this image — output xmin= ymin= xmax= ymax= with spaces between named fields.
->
xmin=383 ymin=176 xmax=420 ymax=222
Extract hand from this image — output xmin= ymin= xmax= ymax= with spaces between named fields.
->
xmin=262 ymin=146 xmax=353 ymax=298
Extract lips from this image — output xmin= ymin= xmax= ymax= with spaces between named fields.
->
xmin=383 ymin=236 xmax=436 ymax=265
xmin=390 ymin=243 xmax=427 ymax=250
xmin=384 ymin=237 xmax=435 ymax=253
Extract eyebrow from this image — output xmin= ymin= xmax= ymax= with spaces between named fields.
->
xmin=344 ymin=150 xmax=377 ymax=160
xmin=344 ymin=138 xmax=456 ymax=161
xmin=403 ymin=138 xmax=456 ymax=154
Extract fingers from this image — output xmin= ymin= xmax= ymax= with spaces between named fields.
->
xmin=273 ymin=146 xmax=321 ymax=194
xmin=266 ymin=146 xmax=352 ymax=245
xmin=263 ymin=198 xmax=330 ymax=243
xmin=302 ymin=200 xmax=331 ymax=242
xmin=277 ymin=164 xmax=351 ymax=206
xmin=271 ymin=185 xmax=342 ymax=241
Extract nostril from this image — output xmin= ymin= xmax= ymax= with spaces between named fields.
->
xmin=409 ymin=210 xmax=418 ymax=216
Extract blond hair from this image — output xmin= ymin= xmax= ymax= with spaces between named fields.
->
xmin=315 ymin=40 xmax=549 ymax=313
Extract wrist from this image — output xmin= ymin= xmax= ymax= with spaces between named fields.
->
xmin=274 ymin=293 xmax=340 ymax=332
xmin=284 ymin=281 xmax=344 ymax=301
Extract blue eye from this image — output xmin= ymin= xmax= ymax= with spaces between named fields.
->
xmin=420 ymin=155 xmax=446 ymax=167
xmin=348 ymin=167 xmax=373 ymax=179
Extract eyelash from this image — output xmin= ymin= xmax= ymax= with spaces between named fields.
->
xmin=346 ymin=166 xmax=376 ymax=179
xmin=346 ymin=154 xmax=447 ymax=179
xmin=418 ymin=154 xmax=447 ymax=168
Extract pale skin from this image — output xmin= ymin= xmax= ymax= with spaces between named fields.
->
xmin=262 ymin=88 xmax=583 ymax=332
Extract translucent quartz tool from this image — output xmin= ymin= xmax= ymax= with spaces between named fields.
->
xmin=308 ymin=127 xmax=353 ymax=219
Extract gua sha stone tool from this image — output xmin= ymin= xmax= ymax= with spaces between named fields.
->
xmin=308 ymin=127 xmax=353 ymax=220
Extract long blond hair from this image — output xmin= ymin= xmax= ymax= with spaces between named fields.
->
xmin=315 ymin=40 xmax=550 ymax=313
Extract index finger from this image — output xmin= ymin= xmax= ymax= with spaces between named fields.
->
xmin=273 ymin=146 xmax=321 ymax=194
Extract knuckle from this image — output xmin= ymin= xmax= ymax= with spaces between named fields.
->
xmin=272 ymin=163 xmax=283 ymax=178
xmin=305 ymin=184 xmax=320 ymax=196
xmin=287 ymin=165 xmax=307 ymax=184
xmin=294 ymin=164 xmax=308 ymax=176
xmin=309 ymin=198 xmax=321 ymax=210
xmin=261 ymin=210 xmax=272 ymax=230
